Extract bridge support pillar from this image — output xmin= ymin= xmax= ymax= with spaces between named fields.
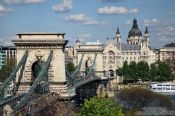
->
xmin=12 ymin=33 xmax=68 ymax=94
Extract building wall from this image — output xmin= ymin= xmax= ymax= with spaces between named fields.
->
xmin=159 ymin=47 xmax=175 ymax=61
xmin=103 ymin=43 xmax=122 ymax=76
xmin=0 ymin=46 xmax=16 ymax=69
xmin=121 ymin=50 xmax=140 ymax=64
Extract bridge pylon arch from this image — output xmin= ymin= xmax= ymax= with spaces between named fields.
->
xmin=12 ymin=33 xmax=68 ymax=94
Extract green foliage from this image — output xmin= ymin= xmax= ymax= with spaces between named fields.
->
xmin=0 ymin=58 xmax=16 ymax=82
xmin=129 ymin=61 xmax=138 ymax=81
xmin=115 ymin=68 xmax=122 ymax=76
xmin=122 ymin=61 xmax=130 ymax=79
xmin=65 ymin=61 xmax=75 ymax=74
xmin=150 ymin=63 xmax=158 ymax=81
xmin=165 ymin=54 xmax=175 ymax=79
xmin=137 ymin=61 xmax=149 ymax=81
xmin=117 ymin=60 xmax=173 ymax=82
xmin=150 ymin=61 xmax=173 ymax=81
xmin=79 ymin=97 xmax=124 ymax=116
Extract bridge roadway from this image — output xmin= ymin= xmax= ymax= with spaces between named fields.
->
xmin=71 ymin=76 xmax=102 ymax=89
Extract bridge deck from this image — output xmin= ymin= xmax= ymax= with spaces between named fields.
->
xmin=72 ymin=77 xmax=101 ymax=89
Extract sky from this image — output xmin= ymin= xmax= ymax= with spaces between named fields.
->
xmin=0 ymin=0 xmax=175 ymax=48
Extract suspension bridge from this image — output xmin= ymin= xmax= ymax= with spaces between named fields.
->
xmin=0 ymin=33 xmax=109 ymax=115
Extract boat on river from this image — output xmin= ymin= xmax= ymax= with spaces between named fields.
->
xmin=150 ymin=82 xmax=175 ymax=95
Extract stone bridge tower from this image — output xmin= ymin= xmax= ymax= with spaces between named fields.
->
xmin=12 ymin=33 xmax=68 ymax=94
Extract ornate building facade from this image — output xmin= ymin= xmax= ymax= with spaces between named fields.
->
xmin=74 ymin=19 xmax=157 ymax=77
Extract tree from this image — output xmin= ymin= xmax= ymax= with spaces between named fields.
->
xmin=150 ymin=63 xmax=158 ymax=81
xmin=0 ymin=58 xmax=16 ymax=82
xmin=65 ymin=61 xmax=75 ymax=74
xmin=129 ymin=61 xmax=138 ymax=82
xmin=137 ymin=61 xmax=149 ymax=81
xmin=115 ymin=67 xmax=122 ymax=76
xmin=158 ymin=61 xmax=173 ymax=81
xmin=122 ymin=61 xmax=131 ymax=80
xmin=79 ymin=97 xmax=124 ymax=116
xmin=165 ymin=52 xmax=175 ymax=80
xmin=150 ymin=61 xmax=173 ymax=82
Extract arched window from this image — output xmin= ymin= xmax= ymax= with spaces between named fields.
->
xmin=108 ymin=51 xmax=115 ymax=64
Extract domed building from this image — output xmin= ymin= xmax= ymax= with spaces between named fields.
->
xmin=127 ymin=18 xmax=142 ymax=44
xmin=73 ymin=18 xmax=157 ymax=78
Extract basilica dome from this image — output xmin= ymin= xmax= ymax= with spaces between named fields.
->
xmin=128 ymin=18 xmax=142 ymax=37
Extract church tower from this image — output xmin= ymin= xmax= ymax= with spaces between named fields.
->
xmin=127 ymin=18 xmax=142 ymax=45
xmin=115 ymin=27 xmax=121 ymax=43
xmin=75 ymin=39 xmax=80 ymax=49
xmin=142 ymin=26 xmax=150 ymax=48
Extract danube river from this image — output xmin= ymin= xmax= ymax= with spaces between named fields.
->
xmin=171 ymin=95 xmax=175 ymax=104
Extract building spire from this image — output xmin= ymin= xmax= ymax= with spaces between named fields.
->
xmin=116 ymin=27 xmax=120 ymax=35
xmin=133 ymin=18 xmax=138 ymax=28
xmin=75 ymin=39 xmax=80 ymax=43
xmin=145 ymin=26 xmax=149 ymax=34
xmin=115 ymin=27 xmax=121 ymax=42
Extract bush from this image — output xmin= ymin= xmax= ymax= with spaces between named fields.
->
xmin=79 ymin=96 xmax=124 ymax=116
xmin=115 ymin=87 xmax=174 ymax=115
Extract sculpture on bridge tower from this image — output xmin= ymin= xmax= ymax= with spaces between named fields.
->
xmin=85 ymin=56 xmax=93 ymax=76
xmin=12 ymin=32 xmax=68 ymax=94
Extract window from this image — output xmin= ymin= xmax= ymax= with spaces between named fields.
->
xmin=162 ymin=57 xmax=165 ymax=60
xmin=108 ymin=51 xmax=115 ymax=64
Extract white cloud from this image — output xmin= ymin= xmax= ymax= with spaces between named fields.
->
xmin=0 ymin=36 xmax=14 ymax=46
xmin=52 ymin=0 xmax=72 ymax=13
xmin=98 ymin=6 xmax=139 ymax=14
xmin=77 ymin=34 xmax=91 ymax=41
xmin=77 ymin=34 xmax=91 ymax=38
xmin=144 ymin=18 xmax=160 ymax=26
xmin=157 ymin=26 xmax=175 ymax=36
xmin=2 ymin=0 xmax=46 ymax=4
xmin=142 ymin=19 xmax=175 ymax=43
xmin=155 ymin=25 xmax=175 ymax=42
xmin=129 ymin=8 xmax=139 ymax=14
xmin=125 ymin=19 xmax=132 ymax=25
xmin=64 ymin=14 xmax=106 ymax=25
xmin=100 ymin=0 xmax=125 ymax=2
xmin=0 ymin=5 xmax=12 ymax=15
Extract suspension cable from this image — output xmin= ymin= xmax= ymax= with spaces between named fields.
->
xmin=13 ymin=50 xmax=53 ymax=113
xmin=0 ymin=51 xmax=28 ymax=96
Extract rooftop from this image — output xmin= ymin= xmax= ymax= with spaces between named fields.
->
xmin=17 ymin=32 xmax=65 ymax=36
xmin=163 ymin=42 xmax=175 ymax=47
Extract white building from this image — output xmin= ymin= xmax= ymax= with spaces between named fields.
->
xmin=0 ymin=46 xmax=16 ymax=69
xmin=74 ymin=19 xmax=157 ymax=77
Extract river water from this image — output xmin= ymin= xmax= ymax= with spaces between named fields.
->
xmin=170 ymin=95 xmax=175 ymax=104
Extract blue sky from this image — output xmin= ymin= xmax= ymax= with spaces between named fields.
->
xmin=0 ymin=0 xmax=175 ymax=48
